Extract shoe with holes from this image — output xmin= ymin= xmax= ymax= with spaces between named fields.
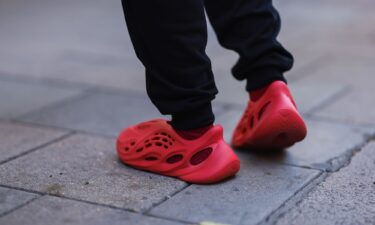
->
xmin=232 ymin=81 xmax=307 ymax=149
xmin=116 ymin=119 xmax=240 ymax=184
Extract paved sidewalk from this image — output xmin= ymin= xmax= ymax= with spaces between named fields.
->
xmin=0 ymin=0 xmax=375 ymax=224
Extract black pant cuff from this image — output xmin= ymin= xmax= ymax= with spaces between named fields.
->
xmin=171 ymin=102 xmax=214 ymax=130
xmin=245 ymin=68 xmax=287 ymax=91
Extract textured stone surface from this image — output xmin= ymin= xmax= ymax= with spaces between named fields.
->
xmin=0 ymin=134 xmax=187 ymax=212
xmin=0 ymin=121 xmax=68 ymax=163
xmin=217 ymin=109 xmax=372 ymax=170
xmin=0 ymin=79 xmax=82 ymax=119
xmin=20 ymin=92 xmax=161 ymax=136
xmin=150 ymin=157 xmax=320 ymax=225
xmin=276 ymin=141 xmax=375 ymax=225
xmin=0 ymin=187 xmax=39 ymax=216
xmin=286 ymin=120 xmax=373 ymax=171
xmin=21 ymin=92 xmax=224 ymax=137
xmin=313 ymin=87 xmax=375 ymax=126
xmin=0 ymin=196 xmax=182 ymax=225
xmin=294 ymin=60 xmax=375 ymax=126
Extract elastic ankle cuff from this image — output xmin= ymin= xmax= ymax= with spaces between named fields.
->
xmin=171 ymin=103 xmax=214 ymax=130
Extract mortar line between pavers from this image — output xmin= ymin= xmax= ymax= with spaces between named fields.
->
xmin=11 ymin=119 xmax=119 ymax=139
xmin=0 ymin=70 xmax=89 ymax=91
xmin=272 ymin=162 xmax=323 ymax=172
xmin=0 ymin=184 xmax=130 ymax=211
xmin=0 ymin=193 xmax=44 ymax=218
xmin=269 ymin=125 xmax=375 ymax=176
xmin=324 ymin=134 xmax=375 ymax=173
xmin=0 ymin=131 xmax=75 ymax=166
xmin=0 ymin=183 xmax=192 ymax=224
xmin=286 ymin=54 xmax=334 ymax=83
xmin=0 ymin=69 xmax=148 ymax=99
xmin=253 ymin=170 xmax=326 ymax=225
xmin=143 ymin=183 xmax=192 ymax=214
xmin=259 ymin=133 xmax=375 ymax=225
xmin=14 ymin=91 xmax=91 ymax=121
xmin=307 ymin=114 xmax=375 ymax=130
xmin=257 ymin=171 xmax=328 ymax=225
xmin=304 ymin=85 xmax=351 ymax=116
xmin=6 ymin=119 xmax=74 ymax=134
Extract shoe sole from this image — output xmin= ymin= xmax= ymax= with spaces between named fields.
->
xmin=236 ymin=108 xmax=307 ymax=150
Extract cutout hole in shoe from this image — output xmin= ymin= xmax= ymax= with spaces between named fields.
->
xmin=161 ymin=132 xmax=167 ymax=136
xmin=155 ymin=142 xmax=162 ymax=147
xmin=166 ymin=154 xmax=183 ymax=164
xmin=136 ymin=147 xmax=143 ymax=152
xmin=250 ymin=116 xmax=254 ymax=129
xmin=145 ymin=143 xmax=152 ymax=148
xmin=190 ymin=148 xmax=213 ymax=165
xmin=258 ymin=101 xmax=271 ymax=120
xmin=152 ymin=137 xmax=160 ymax=140
xmin=145 ymin=156 xmax=158 ymax=161
xmin=162 ymin=138 xmax=168 ymax=142
xmin=164 ymin=145 xmax=168 ymax=149
xmin=130 ymin=141 xmax=135 ymax=146
xmin=124 ymin=147 xmax=129 ymax=151
xmin=242 ymin=127 xmax=247 ymax=134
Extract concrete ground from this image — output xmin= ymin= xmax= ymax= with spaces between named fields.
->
xmin=0 ymin=0 xmax=375 ymax=224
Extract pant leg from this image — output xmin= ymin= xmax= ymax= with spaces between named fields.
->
xmin=203 ymin=0 xmax=293 ymax=91
xmin=121 ymin=0 xmax=217 ymax=130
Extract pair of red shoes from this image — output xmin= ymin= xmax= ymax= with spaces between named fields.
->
xmin=116 ymin=81 xmax=307 ymax=184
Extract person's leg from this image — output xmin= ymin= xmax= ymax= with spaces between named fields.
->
xmin=122 ymin=0 xmax=217 ymax=130
xmin=117 ymin=0 xmax=240 ymax=183
xmin=204 ymin=0 xmax=306 ymax=149
xmin=203 ymin=0 xmax=293 ymax=91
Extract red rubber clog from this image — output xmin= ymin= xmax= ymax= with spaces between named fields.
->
xmin=117 ymin=119 xmax=240 ymax=184
xmin=232 ymin=81 xmax=307 ymax=149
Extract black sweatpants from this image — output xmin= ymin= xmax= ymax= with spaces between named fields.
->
xmin=121 ymin=0 xmax=293 ymax=130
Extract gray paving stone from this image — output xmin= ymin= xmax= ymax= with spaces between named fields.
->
xmin=276 ymin=141 xmax=375 ymax=225
xmin=0 ymin=134 xmax=187 ymax=212
xmin=0 ymin=187 xmax=39 ymax=216
xmin=288 ymin=78 xmax=345 ymax=115
xmin=0 ymin=79 xmax=82 ymax=119
xmin=0 ymin=0 xmax=147 ymax=92
xmin=21 ymin=92 xmax=224 ymax=137
xmin=217 ymin=108 xmax=373 ymax=171
xmin=150 ymin=158 xmax=320 ymax=225
xmin=0 ymin=121 xmax=68 ymax=163
xmin=298 ymin=60 xmax=375 ymax=90
xmin=0 ymin=196 xmax=182 ymax=225
xmin=286 ymin=120 xmax=373 ymax=171
xmin=313 ymin=87 xmax=375 ymax=126
xmin=306 ymin=62 xmax=375 ymax=126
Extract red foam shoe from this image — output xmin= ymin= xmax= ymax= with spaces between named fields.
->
xmin=116 ymin=119 xmax=240 ymax=184
xmin=232 ymin=81 xmax=307 ymax=149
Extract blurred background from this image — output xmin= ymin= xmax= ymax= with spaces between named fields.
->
xmin=1 ymin=0 xmax=374 ymax=109
xmin=1 ymin=0 xmax=374 ymax=104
